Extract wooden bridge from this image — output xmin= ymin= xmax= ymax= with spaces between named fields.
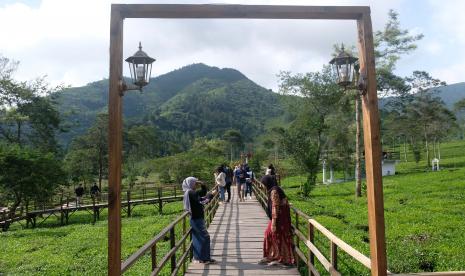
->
xmin=121 ymin=181 xmax=465 ymax=276
xmin=184 ymin=186 xmax=299 ymax=276
xmin=0 ymin=186 xmax=183 ymax=231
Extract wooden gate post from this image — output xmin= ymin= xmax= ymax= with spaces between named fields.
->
xmin=108 ymin=5 xmax=124 ymax=276
xmin=357 ymin=10 xmax=388 ymax=276
xmin=127 ymin=190 xmax=131 ymax=217
xmin=158 ymin=187 xmax=163 ymax=214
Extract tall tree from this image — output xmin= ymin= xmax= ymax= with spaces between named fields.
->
xmin=334 ymin=10 xmax=423 ymax=196
xmin=0 ymin=144 xmax=66 ymax=214
xmin=279 ymin=67 xmax=344 ymax=196
xmin=223 ymin=129 xmax=243 ymax=162
xmin=454 ymin=98 xmax=465 ymax=139
xmin=65 ymin=113 xmax=108 ymax=190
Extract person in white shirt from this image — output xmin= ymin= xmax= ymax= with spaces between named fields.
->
xmin=215 ymin=166 xmax=226 ymax=203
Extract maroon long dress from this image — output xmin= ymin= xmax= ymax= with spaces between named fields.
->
xmin=263 ymin=188 xmax=296 ymax=265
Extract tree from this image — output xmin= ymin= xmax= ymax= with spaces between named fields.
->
xmin=374 ymin=10 xmax=424 ymax=73
xmin=0 ymin=144 xmax=66 ymax=214
xmin=334 ymin=10 xmax=423 ymax=196
xmin=404 ymin=71 xmax=449 ymax=166
xmin=279 ymin=67 xmax=344 ymax=196
xmin=126 ymin=125 xmax=160 ymax=160
xmin=223 ymin=129 xmax=243 ymax=162
xmin=65 ymin=112 xmax=108 ymax=190
xmin=0 ymin=56 xmax=63 ymax=152
xmin=454 ymin=98 xmax=465 ymax=139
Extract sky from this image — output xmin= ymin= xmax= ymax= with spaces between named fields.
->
xmin=0 ymin=0 xmax=464 ymax=91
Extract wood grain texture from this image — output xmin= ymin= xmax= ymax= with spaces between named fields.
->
xmin=185 ymin=186 xmax=300 ymax=276
xmin=356 ymin=10 xmax=388 ymax=276
xmin=114 ymin=4 xmax=368 ymax=20
xmin=108 ymin=5 xmax=124 ymax=276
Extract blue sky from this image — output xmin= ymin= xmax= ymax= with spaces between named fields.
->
xmin=0 ymin=0 xmax=464 ymax=90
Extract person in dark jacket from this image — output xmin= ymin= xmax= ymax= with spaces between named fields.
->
xmin=75 ymin=184 xmax=84 ymax=206
xmin=224 ymin=166 xmax=233 ymax=202
xmin=182 ymin=177 xmax=216 ymax=264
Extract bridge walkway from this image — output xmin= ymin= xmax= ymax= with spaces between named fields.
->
xmin=185 ymin=186 xmax=300 ymax=276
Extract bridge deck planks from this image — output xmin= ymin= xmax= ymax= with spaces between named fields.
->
xmin=185 ymin=186 xmax=300 ymax=276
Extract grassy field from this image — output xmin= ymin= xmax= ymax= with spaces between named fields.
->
xmin=0 ymin=202 xmax=185 ymax=275
xmin=282 ymin=140 xmax=465 ymax=275
xmin=1 ymin=140 xmax=465 ymax=275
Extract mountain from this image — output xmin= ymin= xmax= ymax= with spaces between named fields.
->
xmin=379 ymin=82 xmax=465 ymax=110
xmin=55 ymin=63 xmax=284 ymax=147
xmin=433 ymin=82 xmax=465 ymax=109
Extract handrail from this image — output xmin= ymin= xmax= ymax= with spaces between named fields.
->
xmin=253 ymin=180 xmax=465 ymax=276
xmin=121 ymin=184 xmax=219 ymax=275
xmin=309 ymin=218 xmax=371 ymax=269
xmin=252 ymin=179 xmax=367 ymax=276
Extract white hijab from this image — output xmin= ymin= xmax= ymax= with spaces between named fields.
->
xmin=182 ymin=177 xmax=198 ymax=213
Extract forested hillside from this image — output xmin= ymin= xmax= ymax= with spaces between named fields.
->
xmin=56 ymin=63 xmax=284 ymax=148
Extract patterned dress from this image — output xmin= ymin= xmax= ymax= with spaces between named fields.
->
xmin=263 ymin=189 xmax=296 ymax=265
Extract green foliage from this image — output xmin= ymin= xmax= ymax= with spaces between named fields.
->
xmin=278 ymin=67 xmax=345 ymax=196
xmin=281 ymin=140 xmax=465 ymax=273
xmin=0 ymin=144 xmax=66 ymax=209
xmin=55 ymin=63 xmax=285 ymax=151
xmin=148 ymin=138 xmax=228 ymax=186
xmin=0 ymin=203 xmax=184 ymax=275
xmin=0 ymin=60 xmax=63 ymax=152
xmin=374 ymin=9 xmax=424 ymax=72
xmin=64 ymin=112 xmax=108 ymax=188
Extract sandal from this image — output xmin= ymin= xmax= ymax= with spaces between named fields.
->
xmin=258 ymin=258 xmax=269 ymax=265
xmin=205 ymin=259 xmax=217 ymax=264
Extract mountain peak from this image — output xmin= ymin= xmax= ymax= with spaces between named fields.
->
xmin=153 ymin=63 xmax=247 ymax=83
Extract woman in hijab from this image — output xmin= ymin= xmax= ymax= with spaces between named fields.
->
xmin=182 ymin=177 xmax=216 ymax=264
xmin=259 ymin=175 xmax=295 ymax=266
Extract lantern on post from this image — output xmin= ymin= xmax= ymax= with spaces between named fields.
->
xmin=329 ymin=44 xmax=364 ymax=91
xmin=123 ymin=42 xmax=156 ymax=91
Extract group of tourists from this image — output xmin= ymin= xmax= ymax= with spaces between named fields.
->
xmin=181 ymin=163 xmax=295 ymax=266
xmin=233 ymin=163 xmax=255 ymax=202
xmin=74 ymin=183 xmax=101 ymax=206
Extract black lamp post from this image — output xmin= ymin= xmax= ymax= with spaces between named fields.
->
xmin=123 ymin=42 xmax=156 ymax=91
xmin=329 ymin=44 xmax=364 ymax=91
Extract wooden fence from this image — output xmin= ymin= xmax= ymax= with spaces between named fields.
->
xmin=121 ymin=185 xmax=220 ymax=275
xmin=0 ymin=185 xmax=183 ymax=231
xmin=252 ymin=180 xmax=464 ymax=276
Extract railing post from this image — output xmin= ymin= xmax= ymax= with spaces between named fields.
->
xmin=182 ymin=215 xmax=187 ymax=274
xmin=60 ymin=194 xmax=64 ymax=225
xmin=66 ymin=194 xmax=70 ymax=225
xmin=158 ymin=187 xmax=163 ymax=214
xmin=308 ymin=222 xmax=315 ymax=276
xmin=170 ymin=227 xmax=176 ymax=273
xmin=295 ymin=211 xmax=300 ymax=270
xmin=331 ymin=241 xmax=338 ymax=271
xmin=127 ymin=190 xmax=131 ymax=217
xmin=151 ymin=244 xmax=157 ymax=271
xmin=92 ymin=195 xmax=97 ymax=224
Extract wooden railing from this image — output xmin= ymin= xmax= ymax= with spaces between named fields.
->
xmin=253 ymin=179 xmax=371 ymax=276
xmin=253 ymin=180 xmax=465 ymax=276
xmin=121 ymin=185 xmax=219 ymax=275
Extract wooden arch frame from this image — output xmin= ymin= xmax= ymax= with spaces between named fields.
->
xmin=108 ymin=4 xmax=386 ymax=276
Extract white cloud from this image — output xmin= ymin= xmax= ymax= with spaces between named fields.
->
xmin=0 ymin=0 xmax=418 ymax=90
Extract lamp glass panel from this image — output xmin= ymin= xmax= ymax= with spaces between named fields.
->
xmin=136 ymin=64 xmax=145 ymax=83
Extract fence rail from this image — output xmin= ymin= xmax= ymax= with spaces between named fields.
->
xmin=121 ymin=185 xmax=219 ymax=275
xmin=0 ymin=185 xmax=183 ymax=231
xmin=252 ymin=180 xmax=464 ymax=276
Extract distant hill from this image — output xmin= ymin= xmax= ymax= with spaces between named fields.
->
xmin=379 ymin=82 xmax=465 ymax=109
xmin=55 ymin=63 xmax=284 ymax=147
xmin=433 ymin=82 xmax=465 ymax=109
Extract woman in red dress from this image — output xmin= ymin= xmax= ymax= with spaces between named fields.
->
xmin=260 ymin=175 xmax=296 ymax=266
